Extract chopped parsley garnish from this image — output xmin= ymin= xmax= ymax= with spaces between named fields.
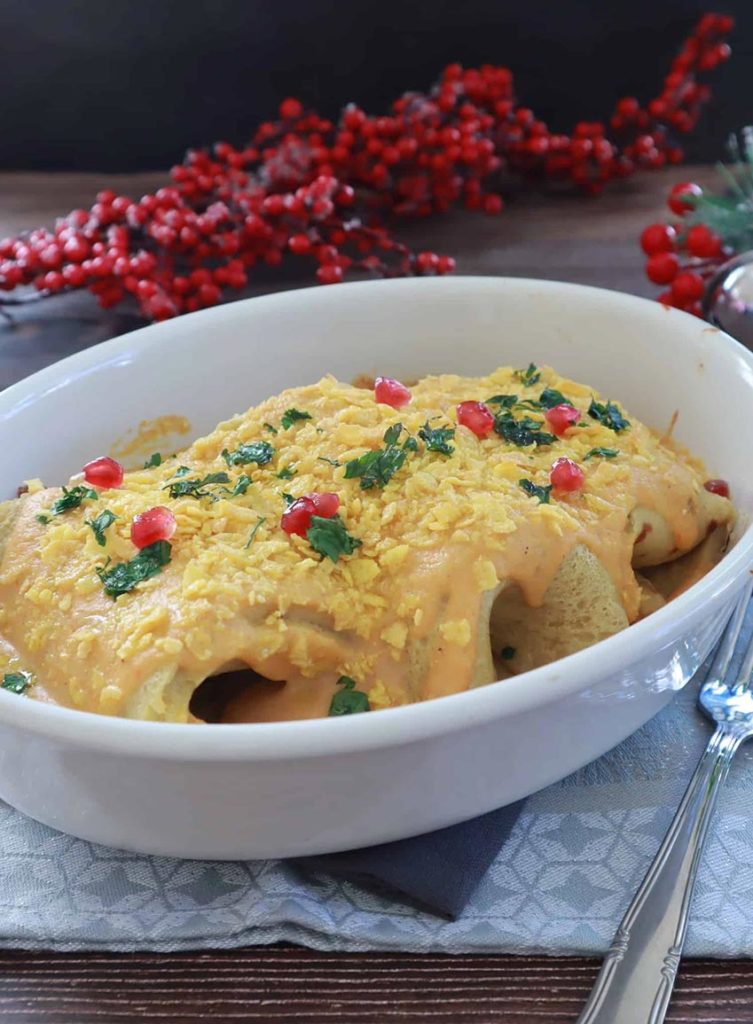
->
xmin=486 ymin=394 xmax=518 ymax=410
xmin=418 ymin=422 xmax=455 ymax=456
xmin=263 ymin=422 xmax=278 ymax=435
xmin=318 ymin=456 xmax=341 ymax=467
xmin=514 ymin=363 xmax=541 ymax=387
xmin=494 ymin=413 xmax=556 ymax=448
xmin=537 ymin=387 xmax=569 ymax=409
xmin=518 ymin=479 xmax=553 ymax=504
xmin=36 ymin=514 xmax=50 ymax=525
xmin=221 ymin=441 xmax=275 ymax=468
xmin=328 ymin=675 xmax=370 ymax=716
xmin=165 ymin=472 xmax=230 ymax=499
xmin=173 ymin=466 xmax=191 ymax=478
xmin=96 ymin=540 xmax=172 ymax=599
xmin=282 ymin=492 xmax=295 ymax=506
xmin=245 ymin=516 xmax=265 ymax=548
xmin=229 ymin=474 xmax=252 ymax=496
xmin=281 ymin=408 xmax=312 ymax=430
xmin=500 ymin=646 xmax=516 ymax=660
xmin=86 ymin=509 xmax=118 ymax=547
xmin=344 ymin=424 xmax=415 ymax=489
xmin=143 ymin=452 xmax=162 ymax=468
xmin=41 ymin=485 xmax=98 ymax=519
xmin=588 ymin=399 xmax=630 ymax=433
xmin=306 ymin=515 xmax=362 ymax=562
xmin=276 ymin=466 xmax=297 ymax=480
xmin=2 ymin=671 xmax=32 ymax=695
xmin=584 ymin=447 xmax=619 ymax=461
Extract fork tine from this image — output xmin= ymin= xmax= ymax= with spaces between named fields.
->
xmin=707 ymin=577 xmax=753 ymax=683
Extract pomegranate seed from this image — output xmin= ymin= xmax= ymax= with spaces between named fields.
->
xmin=544 ymin=403 xmax=581 ymax=436
xmin=686 ymin=224 xmax=722 ymax=259
xmin=704 ymin=479 xmax=730 ymax=498
xmin=83 ymin=456 xmax=124 ymax=489
xmin=374 ymin=376 xmax=412 ymax=408
xmin=130 ymin=506 xmax=177 ymax=549
xmin=456 ymin=400 xmax=495 ymax=437
xmin=550 ymin=457 xmax=585 ymax=492
xmin=305 ymin=492 xmax=340 ymax=518
xmin=668 ymin=181 xmax=702 ymax=216
xmin=646 ymin=252 xmax=679 ymax=285
xmin=281 ymin=496 xmax=317 ymax=536
xmin=640 ymin=223 xmax=676 ymax=256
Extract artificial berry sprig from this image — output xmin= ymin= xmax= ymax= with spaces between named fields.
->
xmin=0 ymin=13 xmax=733 ymax=323
xmin=640 ymin=125 xmax=753 ymax=316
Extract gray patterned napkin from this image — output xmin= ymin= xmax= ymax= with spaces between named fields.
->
xmin=2 ymin=608 xmax=753 ymax=956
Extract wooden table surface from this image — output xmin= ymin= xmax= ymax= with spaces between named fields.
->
xmin=1 ymin=166 xmax=752 ymax=1024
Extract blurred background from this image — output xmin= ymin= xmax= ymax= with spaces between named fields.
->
xmin=2 ymin=0 xmax=750 ymax=172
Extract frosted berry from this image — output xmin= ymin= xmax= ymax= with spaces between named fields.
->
xmin=640 ymin=223 xmax=676 ymax=256
xmin=646 ymin=252 xmax=679 ymax=285
xmin=668 ymin=182 xmax=703 ymax=216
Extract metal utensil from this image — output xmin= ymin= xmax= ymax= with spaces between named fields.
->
xmin=577 ymin=578 xmax=753 ymax=1024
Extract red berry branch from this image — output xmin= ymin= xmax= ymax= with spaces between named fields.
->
xmin=640 ymin=126 xmax=753 ymax=315
xmin=0 ymin=12 xmax=733 ymax=323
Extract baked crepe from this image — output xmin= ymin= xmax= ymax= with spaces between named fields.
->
xmin=0 ymin=366 xmax=734 ymax=722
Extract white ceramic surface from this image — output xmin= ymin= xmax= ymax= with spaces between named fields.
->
xmin=0 ymin=277 xmax=751 ymax=860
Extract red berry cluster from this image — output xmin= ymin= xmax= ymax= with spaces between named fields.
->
xmin=0 ymin=14 xmax=732 ymax=323
xmin=640 ymin=180 xmax=728 ymax=315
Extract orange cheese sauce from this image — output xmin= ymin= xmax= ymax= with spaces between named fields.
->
xmin=0 ymin=366 xmax=733 ymax=722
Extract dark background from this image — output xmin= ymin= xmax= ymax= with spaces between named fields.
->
xmin=1 ymin=0 xmax=751 ymax=171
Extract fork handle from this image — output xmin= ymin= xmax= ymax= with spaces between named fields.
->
xmin=577 ymin=726 xmax=742 ymax=1024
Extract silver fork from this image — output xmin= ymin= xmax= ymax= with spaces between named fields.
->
xmin=577 ymin=577 xmax=753 ymax=1024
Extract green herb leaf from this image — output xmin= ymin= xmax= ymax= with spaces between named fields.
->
xmin=514 ymin=363 xmax=541 ymax=387
xmin=173 ymin=466 xmax=191 ymax=478
xmin=221 ymin=441 xmax=275 ymax=468
xmin=282 ymin=492 xmax=295 ymax=506
xmin=537 ymin=387 xmax=569 ymax=409
xmin=2 ymin=670 xmax=32 ymax=695
xmin=44 ymin=485 xmax=98 ymax=518
xmin=584 ymin=447 xmax=619 ymax=461
xmin=143 ymin=452 xmax=162 ymax=468
xmin=486 ymin=394 xmax=518 ymax=410
xmin=96 ymin=540 xmax=172 ymax=600
xmin=518 ymin=478 xmax=553 ymax=504
xmin=245 ymin=516 xmax=265 ymax=549
xmin=165 ymin=472 xmax=230 ymax=500
xmin=36 ymin=514 xmax=50 ymax=525
xmin=344 ymin=446 xmax=408 ymax=490
xmin=86 ymin=509 xmax=118 ymax=547
xmin=263 ymin=422 xmax=278 ymax=435
xmin=500 ymin=646 xmax=516 ymax=660
xmin=418 ymin=422 xmax=455 ymax=455
xmin=588 ymin=399 xmax=630 ymax=433
xmin=306 ymin=515 xmax=362 ymax=562
xmin=281 ymin=408 xmax=312 ymax=430
xmin=494 ymin=413 xmax=556 ymax=448
xmin=328 ymin=675 xmax=370 ymax=716
xmin=276 ymin=466 xmax=296 ymax=480
xmin=383 ymin=423 xmax=403 ymax=446
xmin=318 ymin=456 xmax=341 ymax=467
xmin=230 ymin=475 xmax=252 ymax=496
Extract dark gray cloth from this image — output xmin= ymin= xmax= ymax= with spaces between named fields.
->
xmin=299 ymin=801 xmax=524 ymax=918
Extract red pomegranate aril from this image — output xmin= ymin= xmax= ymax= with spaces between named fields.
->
xmin=130 ymin=506 xmax=177 ymax=549
xmin=544 ymin=403 xmax=581 ymax=436
xmin=668 ymin=181 xmax=703 ymax=215
xmin=281 ymin=496 xmax=317 ymax=536
xmin=646 ymin=252 xmax=679 ymax=285
xmin=456 ymin=400 xmax=495 ymax=437
xmin=82 ymin=456 xmax=125 ymax=489
xmin=374 ymin=376 xmax=412 ymax=408
xmin=550 ymin=457 xmax=585 ymax=492
xmin=704 ymin=479 xmax=730 ymax=498
xmin=305 ymin=491 xmax=340 ymax=518
xmin=640 ymin=223 xmax=676 ymax=256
